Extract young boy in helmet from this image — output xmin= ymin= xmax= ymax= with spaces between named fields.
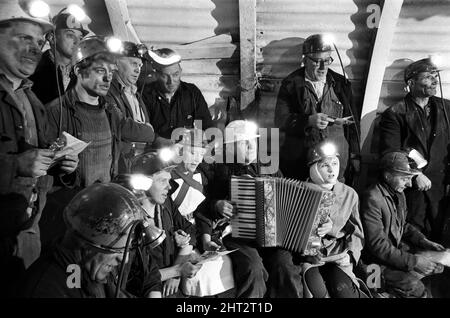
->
xmin=300 ymin=141 xmax=366 ymax=298
xmin=130 ymin=151 xmax=202 ymax=297
xmin=18 ymin=183 xmax=149 ymax=297
xmin=275 ymin=33 xmax=360 ymax=185
xmin=360 ymin=150 xmax=445 ymax=298
xmin=31 ymin=7 xmax=90 ymax=104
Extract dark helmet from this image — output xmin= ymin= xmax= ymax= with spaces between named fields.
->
xmin=302 ymin=34 xmax=333 ymax=55
xmin=131 ymin=150 xmax=177 ymax=176
xmin=307 ymin=141 xmax=340 ymax=166
xmin=404 ymin=57 xmax=439 ymax=83
xmin=52 ymin=8 xmax=89 ymax=36
xmin=71 ymin=36 xmax=121 ymax=66
xmin=120 ymin=41 xmax=148 ymax=60
xmin=64 ymin=183 xmax=144 ymax=253
xmin=148 ymin=48 xmax=181 ymax=69
xmin=380 ymin=150 xmax=425 ymax=175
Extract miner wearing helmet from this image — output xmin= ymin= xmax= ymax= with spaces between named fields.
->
xmin=379 ymin=57 xmax=450 ymax=243
xmin=30 ymin=6 xmax=90 ymax=104
xmin=129 ymin=150 xmax=203 ymax=297
xmin=18 ymin=183 xmax=151 ymax=297
xmin=200 ymin=120 xmax=288 ymax=298
xmin=274 ymin=33 xmax=360 ymax=186
xmin=299 ymin=141 xmax=367 ymax=298
xmin=141 ymin=48 xmax=213 ymax=148
xmin=0 ymin=0 xmax=79 ymax=297
xmin=106 ymin=41 xmax=153 ymax=174
xmin=361 ymin=150 xmax=445 ymax=298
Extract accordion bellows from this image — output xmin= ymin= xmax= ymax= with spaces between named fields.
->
xmin=230 ymin=176 xmax=336 ymax=255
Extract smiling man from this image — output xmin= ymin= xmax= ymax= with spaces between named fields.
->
xmin=274 ymin=33 xmax=360 ymax=185
xmin=379 ymin=58 xmax=450 ymax=244
xmin=31 ymin=8 xmax=89 ymax=104
xmin=0 ymin=1 xmax=79 ymax=298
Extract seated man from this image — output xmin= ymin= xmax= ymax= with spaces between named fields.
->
xmin=360 ymin=150 xmax=445 ymax=298
xmin=18 ymin=183 xmax=157 ymax=298
xmin=301 ymin=141 xmax=367 ymax=298
xmin=199 ymin=120 xmax=277 ymax=298
xmin=130 ymin=151 xmax=202 ymax=297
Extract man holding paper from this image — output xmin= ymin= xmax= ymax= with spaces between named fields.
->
xmin=0 ymin=2 xmax=78 ymax=298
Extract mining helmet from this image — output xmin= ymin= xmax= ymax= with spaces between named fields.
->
xmin=71 ymin=36 xmax=121 ymax=66
xmin=119 ymin=41 xmax=148 ymax=60
xmin=52 ymin=8 xmax=89 ymax=36
xmin=131 ymin=150 xmax=177 ymax=176
xmin=148 ymin=48 xmax=181 ymax=69
xmin=380 ymin=150 xmax=426 ymax=175
xmin=0 ymin=0 xmax=53 ymax=34
xmin=302 ymin=34 xmax=333 ymax=55
xmin=307 ymin=141 xmax=340 ymax=166
xmin=177 ymin=128 xmax=211 ymax=149
xmin=224 ymin=120 xmax=259 ymax=144
xmin=63 ymin=183 xmax=144 ymax=253
xmin=404 ymin=58 xmax=439 ymax=83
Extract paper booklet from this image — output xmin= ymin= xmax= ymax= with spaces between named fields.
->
xmin=50 ymin=131 xmax=90 ymax=167
xmin=191 ymin=249 xmax=238 ymax=265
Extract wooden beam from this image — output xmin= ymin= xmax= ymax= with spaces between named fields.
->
xmin=104 ymin=0 xmax=140 ymax=43
xmin=239 ymin=0 xmax=257 ymax=110
xmin=359 ymin=0 xmax=403 ymax=189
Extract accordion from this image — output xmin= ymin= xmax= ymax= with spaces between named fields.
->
xmin=230 ymin=176 xmax=335 ymax=255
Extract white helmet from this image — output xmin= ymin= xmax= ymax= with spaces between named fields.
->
xmin=0 ymin=0 xmax=53 ymax=34
xmin=224 ymin=120 xmax=260 ymax=144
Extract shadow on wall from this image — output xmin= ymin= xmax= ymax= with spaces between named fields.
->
xmin=82 ymin=0 xmax=113 ymax=36
xmin=255 ymin=36 xmax=304 ymax=130
xmin=211 ymin=0 xmax=240 ymax=130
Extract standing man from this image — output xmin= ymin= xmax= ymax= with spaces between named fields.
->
xmin=274 ymin=34 xmax=360 ymax=184
xmin=31 ymin=8 xmax=89 ymax=104
xmin=379 ymin=57 xmax=450 ymax=242
xmin=0 ymin=0 xmax=78 ymax=297
xmin=361 ymin=151 xmax=445 ymax=298
xmin=43 ymin=37 xmax=155 ymax=246
xmin=106 ymin=41 xmax=151 ymax=173
xmin=143 ymin=48 xmax=213 ymax=147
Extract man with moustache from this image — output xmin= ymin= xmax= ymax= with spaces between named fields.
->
xmin=30 ymin=7 xmax=89 ymax=104
xmin=379 ymin=58 xmax=450 ymax=243
xmin=0 ymin=0 xmax=78 ymax=297
xmin=142 ymin=48 xmax=213 ymax=147
xmin=274 ymin=34 xmax=360 ymax=184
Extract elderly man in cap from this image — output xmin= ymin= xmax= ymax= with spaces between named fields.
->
xmin=379 ymin=58 xmax=450 ymax=243
xmin=106 ymin=41 xmax=152 ymax=173
xmin=0 ymin=0 xmax=79 ymax=297
xmin=274 ymin=34 xmax=360 ymax=185
xmin=361 ymin=150 xmax=445 ymax=298
xmin=142 ymin=48 xmax=213 ymax=148
xmin=31 ymin=7 xmax=90 ymax=104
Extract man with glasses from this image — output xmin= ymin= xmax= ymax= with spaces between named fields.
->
xmin=379 ymin=58 xmax=450 ymax=244
xmin=31 ymin=8 xmax=90 ymax=104
xmin=274 ymin=33 xmax=360 ymax=185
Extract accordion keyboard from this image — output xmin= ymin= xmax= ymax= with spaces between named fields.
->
xmin=230 ymin=177 xmax=257 ymax=239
